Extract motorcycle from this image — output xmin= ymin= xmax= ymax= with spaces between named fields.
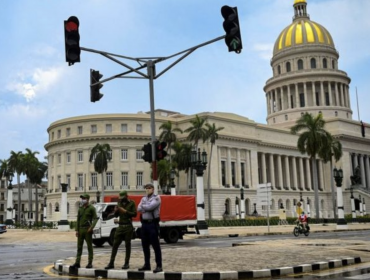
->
xmin=293 ymin=222 xmax=310 ymax=237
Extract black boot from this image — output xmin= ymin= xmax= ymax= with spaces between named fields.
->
xmin=138 ymin=265 xmax=151 ymax=271
xmin=153 ymin=266 xmax=163 ymax=273
xmin=70 ymin=263 xmax=80 ymax=269
xmin=122 ymin=262 xmax=129 ymax=269
xmin=105 ymin=262 xmax=114 ymax=269
xmin=86 ymin=262 xmax=93 ymax=269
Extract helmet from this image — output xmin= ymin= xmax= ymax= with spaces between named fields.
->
xmin=301 ymin=211 xmax=305 ymax=214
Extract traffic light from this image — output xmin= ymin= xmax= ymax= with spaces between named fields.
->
xmin=90 ymin=69 xmax=104 ymax=102
xmin=64 ymin=16 xmax=81 ymax=65
xmin=142 ymin=143 xmax=152 ymax=163
xmin=221 ymin=6 xmax=243 ymax=54
xmin=156 ymin=141 xmax=168 ymax=161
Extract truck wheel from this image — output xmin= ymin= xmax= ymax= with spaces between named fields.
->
xmin=108 ymin=229 xmax=116 ymax=246
xmin=92 ymin=238 xmax=105 ymax=247
xmin=165 ymin=228 xmax=179 ymax=244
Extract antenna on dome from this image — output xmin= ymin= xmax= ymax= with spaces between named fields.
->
xmin=356 ymin=87 xmax=360 ymax=121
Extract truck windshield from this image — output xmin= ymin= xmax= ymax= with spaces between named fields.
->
xmin=94 ymin=203 xmax=105 ymax=214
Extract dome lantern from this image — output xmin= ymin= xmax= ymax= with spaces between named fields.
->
xmin=293 ymin=0 xmax=309 ymax=21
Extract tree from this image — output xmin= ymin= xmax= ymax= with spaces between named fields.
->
xmin=0 ymin=159 xmax=11 ymax=187
xmin=205 ymin=123 xmax=224 ymax=219
xmin=290 ymin=113 xmax=333 ymax=219
xmin=159 ymin=121 xmax=183 ymax=163
xmin=89 ymin=143 xmax=112 ymax=202
xmin=28 ymin=160 xmax=47 ymax=223
xmin=157 ymin=159 xmax=171 ymax=193
xmin=321 ymin=138 xmax=343 ymax=219
xmin=8 ymin=151 xmax=24 ymax=223
xmin=23 ymin=148 xmax=39 ymax=222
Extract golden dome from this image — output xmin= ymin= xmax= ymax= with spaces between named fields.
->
xmin=294 ymin=0 xmax=306 ymax=4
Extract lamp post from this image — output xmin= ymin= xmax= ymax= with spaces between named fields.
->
xmin=58 ymin=183 xmax=70 ymax=231
xmin=191 ymin=148 xmax=208 ymax=235
xmin=363 ymin=198 xmax=366 ymax=215
xmin=96 ymin=190 xmax=101 ymax=203
xmin=333 ymin=167 xmax=347 ymax=229
xmin=359 ymin=195 xmax=363 ymax=217
xmin=5 ymin=171 xmax=14 ymax=225
xmin=306 ymin=197 xmax=311 ymax=218
xmin=252 ymin=203 xmax=258 ymax=216
xmin=235 ymin=197 xmax=240 ymax=219
xmin=170 ymin=169 xmax=176 ymax=196
xmin=240 ymin=187 xmax=245 ymax=219
xmin=43 ymin=197 xmax=47 ymax=223
xmin=350 ymin=187 xmax=356 ymax=219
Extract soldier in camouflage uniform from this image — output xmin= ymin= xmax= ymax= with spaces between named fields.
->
xmin=71 ymin=193 xmax=98 ymax=269
xmin=105 ymin=191 xmax=137 ymax=270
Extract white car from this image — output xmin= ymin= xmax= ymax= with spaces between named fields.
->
xmin=0 ymin=224 xmax=7 ymax=234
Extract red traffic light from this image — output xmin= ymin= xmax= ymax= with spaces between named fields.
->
xmin=64 ymin=16 xmax=81 ymax=65
xmin=65 ymin=16 xmax=79 ymax=31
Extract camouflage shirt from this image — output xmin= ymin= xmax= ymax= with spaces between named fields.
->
xmin=76 ymin=204 xmax=98 ymax=231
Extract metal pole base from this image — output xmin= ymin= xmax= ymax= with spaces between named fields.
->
xmin=336 ymin=218 xmax=348 ymax=230
xmin=58 ymin=220 xmax=70 ymax=231
xmin=197 ymin=220 xmax=209 ymax=235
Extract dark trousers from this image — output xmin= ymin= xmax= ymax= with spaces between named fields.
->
xmin=76 ymin=228 xmax=93 ymax=264
xmin=141 ymin=222 xmax=162 ymax=267
xmin=110 ymin=225 xmax=133 ymax=264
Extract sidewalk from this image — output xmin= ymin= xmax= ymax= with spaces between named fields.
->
xmin=55 ymin=223 xmax=370 ymax=279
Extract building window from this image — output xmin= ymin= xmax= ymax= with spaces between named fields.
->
xmin=290 ymin=95 xmax=294 ymax=108
xmin=310 ymin=58 xmax=316 ymax=69
xmin=299 ymin=93 xmax=305 ymax=107
xmin=91 ymin=173 xmax=98 ymax=188
xmin=78 ymin=126 xmax=83 ymax=135
xmin=57 ymin=130 xmax=61 ymax=139
xmin=277 ymin=65 xmax=281 ymax=75
xmin=301 ymin=112 xmax=304 ymax=116
xmin=58 ymin=154 xmax=61 ymax=164
xmin=298 ymin=59 xmax=303 ymax=70
xmin=106 ymin=124 xmax=112 ymax=133
xmin=136 ymin=124 xmax=142 ymax=133
xmin=66 ymin=174 xmax=71 ymax=188
xmin=52 ymin=132 xmax=54 ymax=140
xmin=121 ymin=149 xmax=128 ymax=160
xmin=241 ymin=162 xmax=245 ymax=187
xmin=325 ymin=92 xmax=330 ymax=105
xmin=137 ymin=172 xmax=143 ymax=187
xmin=121 ymin=172 xmax=128 ymax=187
xmin=66 ymin=127 xmax=71 ymax=137
xmin=332 ymin=60 xmax=335 ymax=69
xmin=78 ymin=174 xmax=83 ymax=188
xmin=121 ymin=124 xmax=128 ymax=133
xmin=285 ymin=115 xmax=288 ymax=120
xmin=91 ymin=125 xmax=97 ymax=134
xmin=108 ymin=150 xmax=112 ymax=161
xmin=323 ymin=58 xmax=327 ymax=69
xmin=231 ymin=162 xmax=236 ymax=186
xmin=316 ymin=92 xmax=320 ymax=106
xmin=57 ymin=175 xmax=61 ymax=188
xmin=347 ymin=112 xmax=349 ymax=118
xmin=106 ymin=172 xmax=113 ymax=187
xmin=335 ymin=111 xmax=338 ymax=117
xmin=286 ymin=62 xmax=291 ymax=72
xmin=77 ymin=151 xmax=83 ymax=162
xmin=66 ymin=152 xmax=71 ymax=163
xmin=221 ymin=161 xmax=226 ymax=186
xmin=136 ymin=149 xmax=143 ymax=160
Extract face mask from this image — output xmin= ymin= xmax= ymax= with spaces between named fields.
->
xmin=81 ymin=199 xmax=87 ymax=205
xmin=146 ymin=188 xmax=153 ymax=195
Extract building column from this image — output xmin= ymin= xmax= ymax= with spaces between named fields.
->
xmin=299 ymin=157 xmax=305 ymax=190
xmin=312 ymin=82 xmax=317 ymax=106
xmin=365 ymin=155 xmax=370 ymax=190
xmin=335 ymin=82 xmax=340 ymax=106
xmin=266 ymin=92 xmax=271 ymax=114
xmin=354 ymin=153 xmax=359 ymax=169
xmin=346 ymin=85 xmax=351 ymax=108
xmin=280 ymin=87 xmax=285 ymax=111
xmin=246 ymin=150 xmax=252 ymax=188
xmin=341 ymin=83 xmax=346 ymax=107
xmin=250 ymin=150 xmax=259 ymax=189
xmin=320 ymin=81 xmax=325 ymax=106
xmin=236 ymin=150 xmax=242 ymax=186
xmin=349 ymin=153 xmax=354 ymax=176
xmin=318 ymin=160 xmax=324 ymax=191
xmin=261 ymin=152 xmax=267 ymax=184
xmin=303 ymin=82 xmax=308 ymax=107
xmin=328 ymin=81 xmax=333 ymax=106
xmin=218 ymin=148 xmax=222 ymax=187
xmin=269 ymin=154 xmax=275 ymax=188
xmin=277 ymin=155 xmax=283 ymax=189
xmin=285 ymin=156 xmax=291 ymax=189
xmin=287 ymin=85 xmax=291 ymax=109
xmin=227 ymin=148 xmax=232 ymax=186
xmin=292 ymin=157 xmax=298 ymax=190
xmin=360 ymin=154 xmax=367 ymax=188
xmin=306 ymin=158 xmax=312 ymax=191
xmin=270 ymin=92 xmax=274 ymax=113
xmin=295 ymin=83 xmax=299 ymax=108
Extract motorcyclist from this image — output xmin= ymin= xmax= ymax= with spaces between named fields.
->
xmin=298 ymin=211 xmax=308 ymax=231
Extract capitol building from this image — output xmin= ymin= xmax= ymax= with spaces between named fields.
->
xmin=45 ymin=0 xmax=369 ymax=221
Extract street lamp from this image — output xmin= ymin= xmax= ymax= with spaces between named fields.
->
xmin=170 ymin=169 xmax=176 ymax=195
xmin=96 ymin=190 xmax=101 ymax=203
xmin=5 ymin=171 xmax=14 ymax=225
xmin=191 ymin=148 xmax=208 ymax=235
xmin=333 ymin=167 xmax=347 ymax=229
xmin=58 ymin=183 xmax=70 ymax=231
xmin=240 ymin=187 xmax=245 ymax=219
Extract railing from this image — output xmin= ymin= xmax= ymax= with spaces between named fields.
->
xmin=104 ymin=186 xmax=114 ymax=190
xmin=136 ymin=185 xmax=144 ymax=190
xmin=120 ymin=185 xmax=129 ymax=190
xmin=88 ymin=186 xmax=97 ymax=191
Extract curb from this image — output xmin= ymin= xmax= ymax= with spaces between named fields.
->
xmin=54 ymin=257 xmax=361 ymax=279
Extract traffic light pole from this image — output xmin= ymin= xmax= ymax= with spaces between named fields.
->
xmin=81 ymin=35 xmax=226 ymax=189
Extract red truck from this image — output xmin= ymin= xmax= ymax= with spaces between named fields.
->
xmin=92 ymin=195 xmax=198 ymax=246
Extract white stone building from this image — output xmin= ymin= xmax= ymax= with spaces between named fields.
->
xmin=44 ymin=0 xmax=370 ymax=221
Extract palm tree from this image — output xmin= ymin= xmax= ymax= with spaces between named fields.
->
xmin=321 ymin=138 xmax=343 ymax=219
xmin=184 ymin=115 xmax=208 ymax=189
xmin=205 ymin=123 xmax=224 ymax=219
xmin=157 ymin=159 xmax=171 ymax=193
xmin=23 ymin=149 xmax=39 ymax=221
xmin=0 ymin=159 xmax=10 ymax=187
xmin=89 ymin=143 xmax=112 ymax=202
xmin=28 ymin=160 xmax=47 ymax=223
xmin=8 ymin=151 xmax=24 ymax=223
xmin=291 ymin=113 xmax=333 ymax=219
xmin=159 ymin=121 xmax=183 ymax=163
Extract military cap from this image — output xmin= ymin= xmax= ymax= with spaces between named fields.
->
xmin=80 ymin=193 xmax=90 ymax=199
xmin=119 ymin=191 xmax=128 ymax=198
xmin=144 ymin=183 xmax=154 ymax=189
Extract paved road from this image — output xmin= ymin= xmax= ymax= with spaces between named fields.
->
xmin=1 ymin=230 xmax=370 ymax=279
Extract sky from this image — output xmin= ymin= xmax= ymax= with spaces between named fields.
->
xmin=0 ymin=0 xmax=370 ymax=164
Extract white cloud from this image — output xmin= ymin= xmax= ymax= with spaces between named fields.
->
xmin=6 ymin=67 xmax=65 ymax=102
